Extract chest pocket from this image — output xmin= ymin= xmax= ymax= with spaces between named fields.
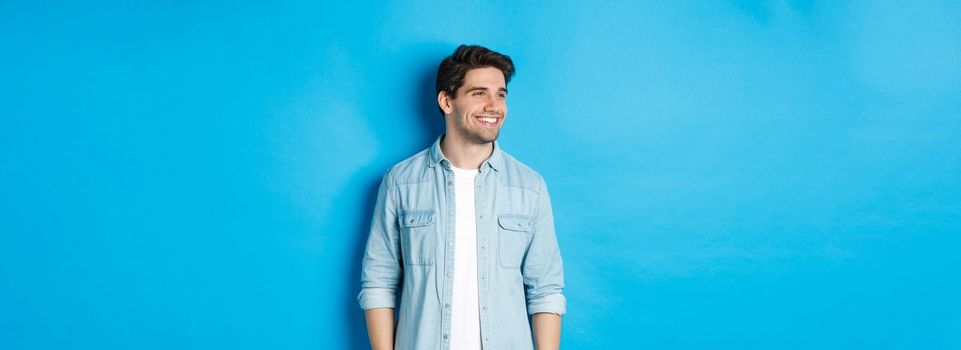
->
xmin=497 ymin=214 xmax=533 ymax=269
xmin=400 ymin=209 xmax=436 ymax=266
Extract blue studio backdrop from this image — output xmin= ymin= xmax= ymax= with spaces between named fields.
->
xmin=2 ymin=1 xmax=960 ymax=349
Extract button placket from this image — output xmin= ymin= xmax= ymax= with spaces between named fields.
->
xmin=479 ymin=172 xmax=491 ymax=347
xmin=442 ymin=168 xmax=454 ymax=346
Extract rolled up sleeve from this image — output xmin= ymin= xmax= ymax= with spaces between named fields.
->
xmin=522 ymin=178 xmax=566 ymax=316
xmin=357 ymin=171 xmax=403 ymax=310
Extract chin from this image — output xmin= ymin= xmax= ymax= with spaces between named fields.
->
xmin=467 ymin=132 xmax=498 ymax=144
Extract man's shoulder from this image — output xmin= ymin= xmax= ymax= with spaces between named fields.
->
xmin=498 ymin=149 xmax=547 ymax=193
xmin=382 ymin=148 xmax=433 ymax=187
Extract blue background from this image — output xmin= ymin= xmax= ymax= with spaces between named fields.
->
xmin=2 ymin=1 xmax=960 ymax=349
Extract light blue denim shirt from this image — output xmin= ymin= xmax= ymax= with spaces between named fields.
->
xmin=358 ymin=134 xmax=566 ymax=350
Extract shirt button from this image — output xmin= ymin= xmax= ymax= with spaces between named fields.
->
xmin=479 ymin=215 xmax=484 ymax=220
xmin=481 ymin=276 xmax=485 ymax=280
xmin=448 ymin=181 xmax=453 ymax=186
xmin=445 ymin=303 xmax=450 ymax=308
xmin=480 ymin=245 xmax=485 ymax=250
xmin=483 ymin=306 xmax=487 ymax=311
xmin=443 ymin=334 xmax=448 ymax=340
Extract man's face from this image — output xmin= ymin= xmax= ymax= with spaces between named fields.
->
xmin=440 ymin=66 xmax=508 ymax=144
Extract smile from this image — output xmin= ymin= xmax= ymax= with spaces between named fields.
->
xmin=475 ymin=116 xmax=500 ymax=128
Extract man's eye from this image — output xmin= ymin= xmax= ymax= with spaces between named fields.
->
xmin=473 ymin=91 xmax=484 ymax=96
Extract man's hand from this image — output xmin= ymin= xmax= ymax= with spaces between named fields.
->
xmin=365 ymin=308 xmax=395 ymax=350
xmin=532 ymin=312 xmax=562 ymax=350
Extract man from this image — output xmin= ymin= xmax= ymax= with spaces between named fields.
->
xmin=358 ymin=44 xmax=565 ymax=350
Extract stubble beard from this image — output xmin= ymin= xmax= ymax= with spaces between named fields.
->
xmin=457 ymin=122 xmax=499 ymax=145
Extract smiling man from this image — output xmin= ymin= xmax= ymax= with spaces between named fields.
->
xmin=358 ymin=45 xmax=566 ymax=350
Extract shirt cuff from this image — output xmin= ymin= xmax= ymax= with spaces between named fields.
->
xmin=527 ymin=293 xmax=566 ymax=316
xmin=357 ymin=287 xmax=398 ymax=310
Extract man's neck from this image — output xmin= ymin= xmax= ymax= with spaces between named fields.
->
xmin=440 ymin=133 xmax=493 ymax=170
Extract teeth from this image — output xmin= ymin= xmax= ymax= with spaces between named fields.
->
xmin=479 ymin=117 xmax=497 ymax=123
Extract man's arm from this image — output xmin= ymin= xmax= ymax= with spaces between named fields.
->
xmin=357 ymin=171 xmax=403 ymax=349
xmin=365 ymin=308 xmax=395 ymax=350
xmin=532 ymin=312 xmax=562 ymax=350
xmin=523 ymin=178 xmax=566 ymax=346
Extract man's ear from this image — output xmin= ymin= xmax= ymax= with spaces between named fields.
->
xmin=437 ymin=91 xmax=453 ymax=115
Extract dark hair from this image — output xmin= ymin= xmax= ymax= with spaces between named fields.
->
xmin=435 ymin=44 xmax=515 ymax=114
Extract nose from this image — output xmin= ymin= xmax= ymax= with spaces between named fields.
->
xmin=483 ymin=94 xmax=501 ymax=113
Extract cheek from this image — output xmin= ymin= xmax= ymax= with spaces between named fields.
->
xmin=461 ymin=104 xmax=481 ymax=116
xmin=455 ymin=100 xmax=475 ymax=113
xmin=451 ymin=104 xmax=468 ymax=119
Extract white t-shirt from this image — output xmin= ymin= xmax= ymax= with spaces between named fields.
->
xmin=449 ymin=164 xmax=482 ymax=350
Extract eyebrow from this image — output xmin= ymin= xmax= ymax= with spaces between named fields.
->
xmin=465 ymin=86 xmax=508 ymax=94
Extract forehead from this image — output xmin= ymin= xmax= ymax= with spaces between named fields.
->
xmin=461 ymin=67 xmax=506 ymax=88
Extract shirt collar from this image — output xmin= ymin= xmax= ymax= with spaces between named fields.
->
xmin=427 ymin=133 xmax=503 ymax=172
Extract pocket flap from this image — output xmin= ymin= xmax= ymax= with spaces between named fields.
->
xmin=400 ymin=210 xmax=436 ymax=228
xmin=498 ymin=214 xmax=533 ymax=232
